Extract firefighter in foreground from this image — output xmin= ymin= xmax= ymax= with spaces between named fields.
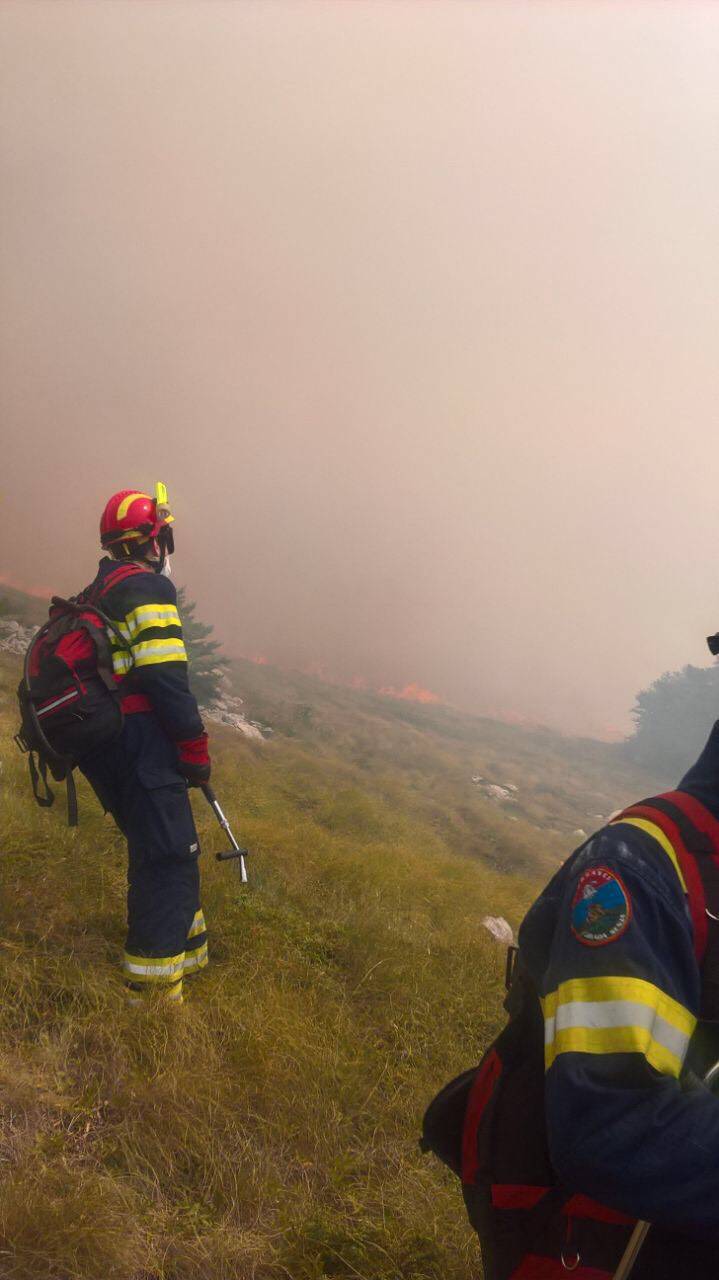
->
xmin=80 ymin=487 xmax=210 ymax=1004
xmin=426 ymin=726 xmax=719 ymax=1279
xmin=514 ymin=750 xmax=719 ymax=1280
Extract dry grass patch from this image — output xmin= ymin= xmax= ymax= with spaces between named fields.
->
xmin=0 ymin=650 xmax=573 ymax=1278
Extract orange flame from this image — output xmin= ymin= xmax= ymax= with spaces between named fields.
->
xmin=379 ymin=681 xmax=442 ymax=704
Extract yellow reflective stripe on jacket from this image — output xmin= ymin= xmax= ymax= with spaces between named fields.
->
xmin=123 ymin=603 xmax=182 ymax=637
xmin=112 ymin=650 xmax=134 ymax=676
xmin=542 ymin=975 xmax=695 ymax=1078
xmin=132 ymin=638 xmax=188 ymax=667
xmin=610 ymin=817 xmax=688 ymax=893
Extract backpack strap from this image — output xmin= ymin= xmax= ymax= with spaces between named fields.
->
xmin=65 ymin=770 xmax=78 ymax=828
xmin=27 ymin=751 xmax=54 ymax=810
xmin=614 ymin=792 xmax=719 ymax=1018
xmin=51 ymin=596 xmax=133 ymax=691
xmin=95 ymin=563 xmax=147 ymax=596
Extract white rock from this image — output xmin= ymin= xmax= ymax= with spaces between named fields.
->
xmin=482 ymin=916 xmax=514 ymax=946
xmin=202 ymin=700 xmax=267 ymax=741
xmin=485 ymin=783 xmax=512 ymax=801
xmin=471 ymin=774 xmax=484 ymax=784
xmin=573 ymin=828 xmax=588 ymax=839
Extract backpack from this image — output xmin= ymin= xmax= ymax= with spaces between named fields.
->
xmin=420 ymin=793 xmax=719 ymax=1280
xmin=14 ymin=579 xmax=133 ymax=826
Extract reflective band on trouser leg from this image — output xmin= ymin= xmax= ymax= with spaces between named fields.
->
xmin=183 ymin=909 xmax=208 ymax=975
xmin=123 ymin=950 xmax=185 ymax=1004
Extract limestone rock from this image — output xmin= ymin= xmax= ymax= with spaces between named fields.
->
xmin=202 ymin=695 xmax=269 ymax=741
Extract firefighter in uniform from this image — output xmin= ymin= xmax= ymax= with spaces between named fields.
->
xmin=514 ymin=728 xmax=719 ymax=1278
xmin=80 ymin=487 xmax=210 ymax=1004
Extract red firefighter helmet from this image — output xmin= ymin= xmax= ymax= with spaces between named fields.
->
xmin=100 ymin=486 xmax=175 ymax=554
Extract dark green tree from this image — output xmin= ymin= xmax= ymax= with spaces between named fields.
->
xmin=625 ymin=663 xmax=719 ymax=776
xmin=176 ymin=587 xmax=229 ymax=707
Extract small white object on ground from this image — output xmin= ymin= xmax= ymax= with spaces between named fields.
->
xmin=202 ymin=695 xmax=268 ymax=741
xmin=482 ymin=916 xmax=514 ymax=946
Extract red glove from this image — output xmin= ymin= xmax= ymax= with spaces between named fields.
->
xmin=177 ymin=732 xmax=211 ymax=786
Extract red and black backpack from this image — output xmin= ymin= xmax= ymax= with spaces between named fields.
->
xmin=420 ymin=792 xmax=719 ymax=1280
xmin=14 ymin=572 xmax=134 ymax=826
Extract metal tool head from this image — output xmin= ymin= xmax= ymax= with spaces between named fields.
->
xmin=202 ymin=784 xmax=250 ymax=884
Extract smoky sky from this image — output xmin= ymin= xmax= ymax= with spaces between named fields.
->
xmin=2 ymin=0 xmax=719 ymax=737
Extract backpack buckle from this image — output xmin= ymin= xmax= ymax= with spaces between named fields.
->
xmin=13 ymin=731 xmax=28 ymax=754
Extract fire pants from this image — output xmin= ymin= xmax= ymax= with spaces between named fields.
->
xmin=80 ymin=710 xmax=208 ymax=1002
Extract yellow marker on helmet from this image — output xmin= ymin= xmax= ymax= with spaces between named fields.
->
xmin=154 ymin=481 xmax=174 ymax=526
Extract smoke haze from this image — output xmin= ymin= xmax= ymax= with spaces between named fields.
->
xmin=2 ymin=0 xmax=719 ymax=737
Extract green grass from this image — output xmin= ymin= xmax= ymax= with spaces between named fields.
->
xmin=0 ymin=643 xmax=663 ymax=1280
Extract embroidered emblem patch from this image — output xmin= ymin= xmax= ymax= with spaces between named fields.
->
xmin=571 ymin=865 xmax=631 ymax=947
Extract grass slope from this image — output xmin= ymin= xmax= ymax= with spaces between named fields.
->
xmin=0 ymin=632 xmax=663 ymax=1280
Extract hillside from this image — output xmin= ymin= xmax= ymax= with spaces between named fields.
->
xmin=0 ymin=585 xmax=48 ymax=627
xmin=0 ymin=609 xmax=665 ymax=1280
xmin=226 ymin=656 xmax=669 ymax=876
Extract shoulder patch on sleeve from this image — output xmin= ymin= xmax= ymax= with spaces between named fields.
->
xmin=570 ymin=865 xmax=631 ymax=947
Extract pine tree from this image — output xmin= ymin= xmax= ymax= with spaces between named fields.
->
xmin=176 ymin=587 xmax=229 ymax=706
xmin=626 ymin=662 xmax=719 ymax=776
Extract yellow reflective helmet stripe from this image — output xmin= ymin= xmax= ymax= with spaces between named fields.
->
xmin=113 ymin=527 xmax=145 ymax=542
xmin=542 ymin=975 xmax=696 ymax=1079
xmin=116 ymin=492 xmax=152 ymax=521
xmin=610 ymin=817 xmax=687 ymax=893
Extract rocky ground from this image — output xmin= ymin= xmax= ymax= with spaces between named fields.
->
xmin=0 ymin=618 xmax=38 ymax=657
xmin=201 ymin=693 xmax=271 ymax=741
